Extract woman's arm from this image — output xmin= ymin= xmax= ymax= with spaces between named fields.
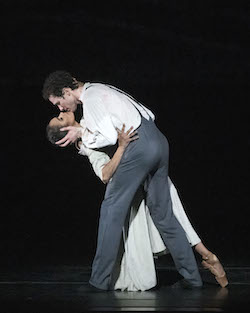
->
xmin=102 ymin=146 xmax=126 ymax=184
xmin=82 ymin=124 xmax=138 ymax=184
xmin=102 ymin=124 xmax=138 ymax=183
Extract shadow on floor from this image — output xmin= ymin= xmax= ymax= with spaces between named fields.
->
xmin=0 ymin=265 xmax=249 ymax=312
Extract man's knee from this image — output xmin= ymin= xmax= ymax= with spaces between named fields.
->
xmin=152 ymin=213 xmax=186 ymax=238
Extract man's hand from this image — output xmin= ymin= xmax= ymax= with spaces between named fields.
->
xmin=55 ymin=126 xmax=82 ymax=147
xmin=116 ymin=124 xmax=139 ymax=149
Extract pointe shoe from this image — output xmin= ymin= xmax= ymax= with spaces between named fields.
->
xmin=202 ymin=253 xmax=228 ymax=288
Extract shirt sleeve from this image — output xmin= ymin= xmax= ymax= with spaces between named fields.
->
xmin=83 ymin=92 xmax=118 ymax=148
xmin=80 ymin=118 xmax=113 ymax=149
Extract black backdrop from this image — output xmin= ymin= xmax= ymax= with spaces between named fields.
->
xmin=1 ymin=1 xmax=249 ymax=268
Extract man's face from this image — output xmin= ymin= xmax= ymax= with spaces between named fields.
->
xmin=49 ymin=88 xmax=79 ymax=112
xmin=49 ymin=111 xmax=75 ymax=128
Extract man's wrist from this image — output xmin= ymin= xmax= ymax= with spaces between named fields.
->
xmin=78 ymin=127 xmax=84 ymax=138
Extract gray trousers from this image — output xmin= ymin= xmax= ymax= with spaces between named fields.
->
xmin=89 ymin=117 xmax=202 ymax=290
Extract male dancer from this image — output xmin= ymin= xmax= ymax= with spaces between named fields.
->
xmin=42 ymin=70 xmax=203 ymax=290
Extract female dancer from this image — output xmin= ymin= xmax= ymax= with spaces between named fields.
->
xmin=47 ymin=111 xmax=228 ymax=290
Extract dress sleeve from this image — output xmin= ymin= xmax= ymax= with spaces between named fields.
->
xmin=86 ymin=148 xmax=111 ymax=181
xmin=168 ymin=177 xmax=201 ymax=246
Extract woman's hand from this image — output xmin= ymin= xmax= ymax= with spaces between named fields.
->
xmin=116 ymin=124 xmax=139 ymax=149
xmin=55 ymin=126 xmax=82 ymax=147
xmin=102 ymin=124 xmax=139 ymax=183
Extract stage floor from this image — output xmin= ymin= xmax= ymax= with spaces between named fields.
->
xmin=0 ymin=265 xmax=249 ymax=312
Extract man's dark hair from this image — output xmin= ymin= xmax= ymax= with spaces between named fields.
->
xmin=46 ymin=124 xmax=68 ymax=146
xmin=42 ymin=70 xmax=79 ymax=100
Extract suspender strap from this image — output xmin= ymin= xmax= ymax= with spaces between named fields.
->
xmin=106 ymin=84 xmax=150 ymax=118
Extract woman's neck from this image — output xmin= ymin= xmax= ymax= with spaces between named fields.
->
xmin=74 ymin=121 xmax=81 ymax=127
xmin=75 ymin=139 xmax=82 ymax=150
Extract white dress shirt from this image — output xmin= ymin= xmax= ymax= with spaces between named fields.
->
xmin=79 ymin=83 xmax=155 ymax=149
xmin=78 ymin=146 xmax=201 ymax=291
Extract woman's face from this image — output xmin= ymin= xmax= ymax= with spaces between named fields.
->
xmin=49 ymin=111 xmax=75 ymax=128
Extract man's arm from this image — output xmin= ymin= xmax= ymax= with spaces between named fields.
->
xmin=55 ymin=120 xmax=94 ymax=147
xmin=55 ymin=126 xmax=82 ymax=147
xmin=54 ymin=113 xmax=118 ymax=149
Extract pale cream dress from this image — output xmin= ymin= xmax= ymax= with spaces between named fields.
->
xmin=79 ymin=146 xmax=201 ymax=291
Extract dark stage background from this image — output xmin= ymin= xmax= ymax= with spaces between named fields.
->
xmin=1 ymin=1 xmax=249 ymax=269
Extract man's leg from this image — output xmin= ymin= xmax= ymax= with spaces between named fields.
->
xmin=145 ymin=150 xmax=202 ymax=286
xmin=89 ymin=118 xmax=202 ymax=289
xmin=89 ymin=162 xmax=149 ymax=290
xmin=89 ymin=116 xmax=164 ymax=290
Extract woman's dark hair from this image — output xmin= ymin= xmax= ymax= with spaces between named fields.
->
xmin=46 ymin=124 xmax=68 ymax=146
xmin=42 ymin=70 xmax=79 ymax=100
